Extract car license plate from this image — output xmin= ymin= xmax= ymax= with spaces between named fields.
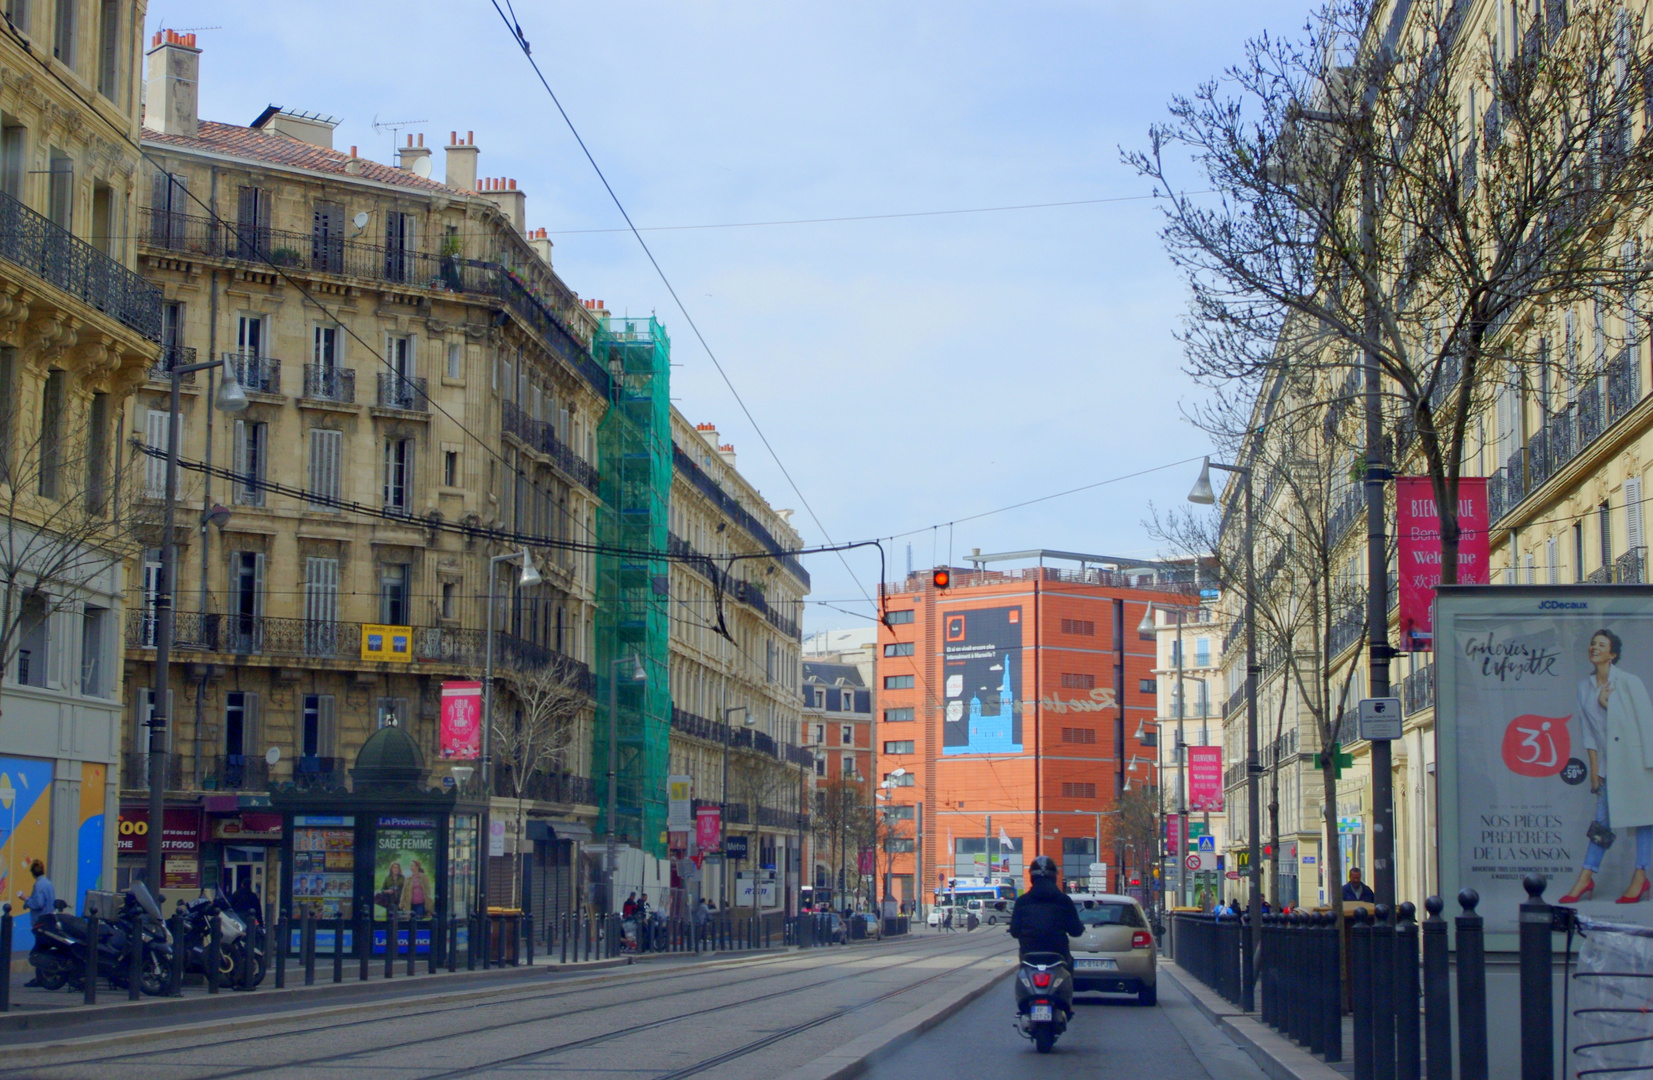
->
xmin=1075 ymin=958 xmax=1118 ymax=971
xmin=1030 ymin=1004 xmax=1053 ymax=1021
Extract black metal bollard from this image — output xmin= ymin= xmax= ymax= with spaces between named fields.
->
xmin=524 ymin=914 xmax=533 ymax=967
xmin=1396 ymin=902 xmax=1421 ymax=1080
xmin=1518 ymin=875 xmax=1553 ymax=1080
xmin=301 ymin=913 xmax=316 ymax=987
xmin=1289 ymin=913 xmax=1309 ymax=1046
xmin=83 ymin=907 xmax=99 ymax=1006
xmin=1456 ymin=889 xmax=1488 ymax=1080
xmin=1308 ymin=914 xmax=1327 ymax=1057
xmin=241 ymin=919 xmax=255 ymax=991
xmin=358 ymin=914 xmax=370 ymax=981
xmin=386 ymin=911 xmax=398 ymax=978
xmin=0 ymin=903 xmax=11 ymax=1013
xmin=469 ymin=914 xmax=479 ymax=970
xmin=169 ymin=909 xmax=187 ymax=997
xmin=127 ymin=912 xmax=143 ymax=1001
xmin=1323 ymin=912 xmax=1342 ymax=1063
xmin=207 ymin=907 xmax=223 ymax=994
xmin=1373 ymin=904 xmax=1396 ymax=1080
xmin=1260 ymin=915 xmax=1276 ymax=1029
xmin=430 ymin=919 xmax=440 ymax=974
xmin=332 ymin=918 xmax=344 ymax=983
xmin=1352 ymin=907 xmax=1373 ymax=1080
xmin=405 ymin=917 xmax=416 ymax=977
xmin=450 ymin=915 xmax=460 ymax=973
xmin=1422 ymin=897 xmax=1450 ymax=1080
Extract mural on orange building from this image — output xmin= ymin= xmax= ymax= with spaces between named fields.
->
xmin=942 ymin=606 xmax=1023 ymax=755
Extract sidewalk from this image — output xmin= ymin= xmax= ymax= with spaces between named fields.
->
xmin=1159 ymin=958 xmax=1357 ymax=1080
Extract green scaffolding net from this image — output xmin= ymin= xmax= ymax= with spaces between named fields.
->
xmin=594 ymin=314 xmax=672 ymax=860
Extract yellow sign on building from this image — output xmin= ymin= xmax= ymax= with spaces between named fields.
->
xmin=361 ymin=625 xmax=414 ymax=663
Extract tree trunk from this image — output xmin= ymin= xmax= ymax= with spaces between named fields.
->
xmin=1434 ymin=471 xmax=1463 ymax=588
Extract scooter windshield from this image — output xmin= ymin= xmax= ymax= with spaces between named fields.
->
xmin=128 ymin=882 xmax=164 ymax=921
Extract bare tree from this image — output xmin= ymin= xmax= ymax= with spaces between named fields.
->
xmin=725 ymin=746 xmax=795 ymax=908
xmin=812 ymin=776 xmax=867 ymax=907
xmin=493 ymin=664 xmax=587 ymax=902
xmin=1114 ymin=782 xmax=1162 ymax=896
xmin=1129 ymin=0 xmax=1653 ymax=583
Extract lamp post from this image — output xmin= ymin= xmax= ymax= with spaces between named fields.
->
xmin=1189 ymin=455 xmax=1259 ymax=1011
xmin=478 ymin=549 xmax=540 ymax=911
xmin=146 ymin=354 xmax=248 ymax=892
xmin=720 ymin=705 xmax=751 ymax=908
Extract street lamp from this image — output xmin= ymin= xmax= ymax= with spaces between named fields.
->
xmin=1189 ymin=455 xmax=1260 ymax=1012
xmin=145 ymin=354 xmax=247 ymax=892
xmin=720 ymin=705 xmax=752 ymax=907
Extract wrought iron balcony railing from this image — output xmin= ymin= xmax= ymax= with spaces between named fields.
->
xmin=302 ymin=364 xmax=355 ymax=404
xmin=207 ymin=755 xmax=269 ymax=791
xmin=120 ymin=751 xmax=183 ymax=791
xmin=225 ymin=351 xmax=281 ymax=395
xmin=148 ymin=344 xmax=197 ymax=383
xmin=377 ymin=371 xmax=428 ymax=411
xmin=0 ymin=187 xmax=162 ymax=340
xmin=500 ymin=400 xmax=600 ymax=492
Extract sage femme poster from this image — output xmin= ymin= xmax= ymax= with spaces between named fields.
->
xmin=374 ymin=816 xmax=437 ymax=920
xmin=1438 ymin=586 xmax=1653 ymax=936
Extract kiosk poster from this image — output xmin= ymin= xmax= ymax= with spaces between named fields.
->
xmin=941 ymin=606 xmax=1023 ymax=755
xmin=374 ymin=816 xmax=437 ymax=919
xmin=1438 ymin=587 xmax=1653 ymax=936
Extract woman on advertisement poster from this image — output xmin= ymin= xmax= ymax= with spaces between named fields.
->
xmin=1560 ymin=630 xmax=1653 ymax=904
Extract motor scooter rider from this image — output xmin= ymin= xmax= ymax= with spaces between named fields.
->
xmin=1008 ymin=856 xmax=1083 ymax=966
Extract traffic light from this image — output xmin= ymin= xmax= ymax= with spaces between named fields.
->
xmin=932 ymin=568 xmax=951 ymax=589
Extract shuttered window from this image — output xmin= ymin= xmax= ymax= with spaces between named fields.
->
xmin=1061 ymin=727 xmax=1097 ymax=744
xmin=144 ymin=407 xmax=170 ymax=496
xmin=384 ymin=438 xmax=413 ymax=511
xmin=1061 ymin=673 xmax=1095 ymax=690
xmin=1628 ymin=476 xmax=1645 ymax=554
xmin=1060 ymin=619 xmax=1095 ymax=635
xmin=149 ymin=169 xmax=187 ymax=244
xmin=304 ymin=557 xmax=339 ymax=656
xmin=235 ymin=186 xmax=269 ymax=259
xmin=1061 ymin=782 xmax=1097 ymax=799
xmin=233 ymin=419 xmax=267 ymax=506
xmin=308 ymin=429 xmax=341 ymax=509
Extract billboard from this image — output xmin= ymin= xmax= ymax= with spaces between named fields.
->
xmin=439 ymin=681 xmax=482 ymax=760
xmin=1396 ymin=477 xmax=1490 ymax=652
xmin=667 ymin=776 xmax=692 ymax=831
xmin=1437 ymin=585 xmax=1653 ymax=939
xmin=374 ymin=816 xmax=436 ymax=919
xmin=1187 ymin=746 xmax=1224 ymax=811
xmin=941 ymin=606 xmax=1023 ymax=755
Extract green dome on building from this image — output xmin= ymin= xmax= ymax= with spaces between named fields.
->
xmin=350 ymin=722 xmax=427 ymax=791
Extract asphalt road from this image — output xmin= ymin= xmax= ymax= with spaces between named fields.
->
xmin=0 ymin=930 xmax=1011 ymax=1080
xmin=862 ymin=964 xmax=1273 ymax=1080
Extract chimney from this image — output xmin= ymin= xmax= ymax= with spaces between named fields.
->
xmin=144 ymin=30 xmax=201 ymax=138
xmin=445 ymin=131 xmax=479 ymax=191
xmin=398 ymin=132 xmax=432 ymax=176
xmin=527 ymin=226 xmax=553 ymax=268
xmin=479 ymin=177 xmax=526 ymax=235
xmin=252 ymin=106 xmax=339 ymax=149
xmin=696 ymin=422 xmax=719 ymax=449
xmin=718 ymin=442 xmax=737 ymax=468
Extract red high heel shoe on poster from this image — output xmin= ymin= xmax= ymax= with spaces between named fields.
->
xmin=1616 ymin=879 xmax=1650 ymax=904
xmin=1559 ymin=883 xmax=1595 ymax=903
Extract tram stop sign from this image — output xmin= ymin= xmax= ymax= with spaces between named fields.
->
xmin=1358 ymin=697 xmax=1403 ymax=741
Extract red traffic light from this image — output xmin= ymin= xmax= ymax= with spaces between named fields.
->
xmin=932 ymin=568 xmax=952 ymax=589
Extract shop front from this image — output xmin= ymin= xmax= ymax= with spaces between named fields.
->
xmin=204 ymin=796 xmax=282 ymax=906
xmin=115 ymin=805 xmax=204 ymax=897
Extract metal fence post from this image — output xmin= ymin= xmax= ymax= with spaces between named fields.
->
xmin=1456 ymin=889 xmax=1488 ymax=1080
xmin=1422 ymin=897 xmax=1450 ymax=1080
xmin=1374 ymin=904 xmax=1396 ymax=1080
xmin=0 ymin=903 xmax=11 ymax=1013
xmin=127 ymin=911 xmax=144 ymax=1001
xmin=1518 ymin=875 xmax=1553 ymax=1080
xmin=1291 ymin=913 xmax=1309 ymax=1046
xmin=1308 ymin=914 xmax=1327 ymax=1057
xmin=83 ymin=907 xmax=99 ymax=1006
xmin=1323 ymin=911 xmax=1343 ymax=1063
xmin=301 ymin=912 xmax=315 ymax=987
xmin=170 ymin=908 xmax=188 ymax=997
xmin=1352 ymin=906 xmax=1373 ymax=1080
xmin=333 ymin=918 xmax=344 ymax=983
xmin=406 ymin=916 xmax=416 ymax=977
xmin=386 ymin=911 xmax=398 ymax=978
xmin=359 ymin=914 xmax=371 ymax=981
xmin=206 ymin=907 xmax=223 ymax=994
xmin=1396 ymin=902 xmax=1421 ymax=1080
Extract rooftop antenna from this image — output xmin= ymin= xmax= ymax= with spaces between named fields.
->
xmin=371 ymin=114 xmax=429 ymax=163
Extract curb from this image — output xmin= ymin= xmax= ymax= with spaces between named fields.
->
xmin=1159 ymin=960 xmax=1346 ymax=1080
xmin=775 ymin=954 xmax=1016 ymax=1080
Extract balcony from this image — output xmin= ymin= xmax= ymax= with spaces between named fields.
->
xmin=1618 ymin=547 xmax=1647 ymax=585
xmin=494 ymin=770 xmax=598 ymax=805
xmin=225 ymin=351 xmax=281 ymax=395
xmin=149 ymin=344 xmax=197 ymax=384
xmin=206 ymin=755 xmax=269 ymax=791
xmin=501 ymin=400 xmax=599 ymax=492
xmin=302 ymin=364 xmax=355 ymax=404
xmin=377 ymin=371 xmax=428 ymax=411
xmin=292 ymin=755 xmax=344 ymax=789
xmin=120 ymin=752 xmax=183 ymax=791
xmin=0 ymin=188 xmax=162 ymax=340
xmin=1403 ymin=662 xmax=1435 ymax=715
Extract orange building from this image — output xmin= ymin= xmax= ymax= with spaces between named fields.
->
xmin=874 ymin=551 xmax=1192 ymax=907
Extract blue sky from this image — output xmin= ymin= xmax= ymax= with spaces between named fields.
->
xmin=148 ymin=1 xmax=1309 ymax=631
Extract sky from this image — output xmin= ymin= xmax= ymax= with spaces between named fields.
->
xmin=145 ymin=0 xmax=1311 ymax=633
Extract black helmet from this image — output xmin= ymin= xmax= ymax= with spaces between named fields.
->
xmin=1029 ymin=855 xmax=1059 ymax=880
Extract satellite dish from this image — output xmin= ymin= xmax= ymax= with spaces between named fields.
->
xmin=352 ymin=211 xmax=370 ymax=230
xmin=265 ymin=746 xmax=281 ymax=766
xmin=412 ymin=156 xmax=432 ymax=179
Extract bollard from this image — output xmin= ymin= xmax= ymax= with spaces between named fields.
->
xmin=127 ymin=910 xmax=144 ymax=1001
xmin=561 ymin=913 xmax=569 ymax=965
xmin=1241 ymin=909 xmax=1255 ymax=1014
xmin=207 ymin=908 xmax=223 ymax=994
xmin=387 ymin=911 xmax=398 ymax=978
xmin=450 ymin=914 xmax=460 ymax=973
xmin=430 ymin=919 xmax=440 ymax=975
xmin=1396 ymin=902 xmax=1421 ymax=1080
xmin=329 ymin=918 xmax=342 ymax=983
xmin=405 ymin=916 xmax=416 ymax=977
xmin=358 ymin=914 xmax=370 ymax=981
xmin=1259 ymin=915 xmax=1275 ymax=1029
xmin=170 ymin=909 xmax=187 ymax=997
xmin=301 ymin=913 xmax=316 ymax=987
xmin=524 ymin=914 xmax=533 ymax=967
xmin=1422 ymin=897 xmax=1450 ymax=1080
xmin=1321 ymin=912 xmax=1342 ymax=1063
xmin=469 ymin=914 xmax=480 ymax=970
xmin=1289 ymin=913 xmax=1308 ymax=1046
xmin=240 ymin=919 xmax=255 ymax=991
xmin=1308 ymin=914 xmax=1327 ymax=1057
xmin=83 ymin=907 xmax=99 ymax=1006
xmin=1518 ymin=875 xmax=1553 ymax=1080
xmin=1456 ymin=889 xmax=1488 ymax=1080
xmin=0 ymin=903 xmax=11 ymax=1013
xmin=274 ymin=912 xmax=288 ymax=988
xmin=1373 ymin=904 xmax=1396 ymax=1080
xmin=1352 ymin=907 xmax=1373 ymax=1080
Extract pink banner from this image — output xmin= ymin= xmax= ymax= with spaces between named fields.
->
xmin=1166 ymin=813 xmax=1183 ymax=854
xmin=1397 ymin=477 xmax=1490 ymax=652
xmin=439 ymin=681 xmax=483 ymax=760
xmin=859 ymin=848 xmax=875 ymax=874
xmin=696 ymin=807 xmax=721 ymax=853
xmin=1187 ymin=746 xmax=1224 ymax=812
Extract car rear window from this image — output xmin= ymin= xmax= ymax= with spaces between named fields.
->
xmin=1076 ymin=902 xmax=1145 ymax=927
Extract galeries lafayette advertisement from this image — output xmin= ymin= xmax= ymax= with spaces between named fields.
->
xmin=1437 ymin=586 xmax=1653 ymax=936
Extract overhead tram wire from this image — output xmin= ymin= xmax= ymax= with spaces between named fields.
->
xmin=485 ymin=1 xmax=877 ymax=617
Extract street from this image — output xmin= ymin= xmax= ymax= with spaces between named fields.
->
xmin=863 ymin=962 xmax=1272 ymax=1080
xmin=0 ymin=933 xmax=1008 ymax=1080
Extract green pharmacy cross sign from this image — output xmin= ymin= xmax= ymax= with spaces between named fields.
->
xmin=1315 ymin=742 xmax=1354 ymax=779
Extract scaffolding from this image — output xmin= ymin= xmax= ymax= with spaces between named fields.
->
xmin=594 ymin=314 xmax=672 ymax=859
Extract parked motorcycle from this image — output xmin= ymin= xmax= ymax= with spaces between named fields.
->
xmin=27 ymin=883 xmax=172 ymax=995
xmin=1014 ymin=951 xmax=1074 ymax=1053
xmin=178 ymin=895 xmax=266 ymax=990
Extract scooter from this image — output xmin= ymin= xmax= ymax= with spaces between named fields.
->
xmin=27 ymin=884 xmax=172 ymax=995
xmin=179 ymin=895 xmax=266 ymax=989
xmin=1014 ymin=951 xmax=1074 ymax=1054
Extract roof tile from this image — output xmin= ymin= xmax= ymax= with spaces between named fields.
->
xmin=142 ymin=121 xmax=464 ymax=194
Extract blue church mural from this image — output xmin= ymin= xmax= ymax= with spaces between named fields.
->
xmin=942 ymin=606 xmax=1023 ymax=755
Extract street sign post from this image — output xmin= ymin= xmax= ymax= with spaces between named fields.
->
xmin=1197 ymin=835 xmax=1215 ymax=852
xmin=1358 ymin=696 xmax=1404 ymax=741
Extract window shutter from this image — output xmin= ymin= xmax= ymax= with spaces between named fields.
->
xmin=1629 ymin=476 xmax=1646 ymax=553
xmin=245 ymin=692 xmax=260 ymax=754
xmin=253 ymin=553 xmax=266 ymax=619
xmin=145 ymin=407 xmax=169 ymax=496
xmin=233 ymin=418 xmax=249 ymax=503
xmin=43 ymin=597 xmax=63 ymax=689
xmin=1547 ymin=536 xmax=1560 ymax=584
xmin=309 ymin=429 xmax=341 ymax=508
xmin=320 ymin=695 xmax=336 ymax=757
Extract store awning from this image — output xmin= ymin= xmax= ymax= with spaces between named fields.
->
xmin=526 ymin=819 xmax=594 ymax=843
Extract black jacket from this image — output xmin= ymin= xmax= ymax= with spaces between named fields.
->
xmin=1008 ymin=879 xmax=1084 ymax=960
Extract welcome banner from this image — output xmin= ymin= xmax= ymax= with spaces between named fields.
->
xmin=1397 ymin=477 xmax=1490 ymax=652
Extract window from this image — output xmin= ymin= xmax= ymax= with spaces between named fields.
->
xmin=90 ymin=181 xmax=111 ymax=253
xmin=884 ymin=707 xmax=914 ymax=723
xmin=303 ymin=557 xmax=339 ymax=655
xmin=1547 ymin=536 xmax=1560 ymax=585
xmin=1575 ymin=520 xmax=1585 ymax=582
xmin=384 ymin=210 xmax=418 ymax=281
xmin=5 ymin=1 xmax=26 ymax=36
xmin=1061 ymin=673 xmax=1095 ymax=690
xmin=379 ymin=563 xmax=409 ymax=625
xmin=884 ymin=805 xmax=915 ymax=820
xmin=883 ymin=772 xmax=915 ymax=787
xmin=376 ymin=697 xmax=409 ymax=729
xmin=300 ymin=694 xmax=335 ymax=759
xmin=15 ymin=591 xmax=46 ymax=686
xmin=95 ymin=0 xmax=117 ymax=97
xmin=235 ymin=188 xmax=269 ymax=261
xmin=884 ymin=609 xmax=914 ymax=625
xmin=308 ymin=429 xmax=341 ymax=509
xmin=842 ymin=756 xmax=858 ymax=779
xmin=812 ymin=686 xmax=826 ymax=709
xmin=812 ymin=723 xmax=825 ymax=745
xmin=85 ymin=391 xmax=108 ymax=514
xmin=1196 ymin=638 xmax=1211 ymax=666
xmin=840 ymin=724 xmax=855 ymax=745
xmin=233 ymin=419 xmax=267 ymax=506
xmin=46 ymin=152 xmax=70 ymax=229
xmin=1 ymin=122 xmax=24 ymax=200
xmin=1061 ymin=727 xmax=1097 ymax=744
xmin=1629 ymin=476 xmax=1647 ymax=562
xmin=229 ymin=551 xmax=264 ymax=653
xmin=837 ymin=689 xmax=861 ymax=711
xmin=384 ymin=437 xmax=413 ymax=511
xmin=1600 ymin=501 xmax=1613 ymax=572
xmin=80 ymin=604 xmax=107 ymax=696
xmin=883 ymin=740 xmax=915 ymax=755
xmin=446 ymin=341 xmax=462 ymax=379
xmin=441 ymin=582 xmax=456 ymax=620
xmin=443 ymin=450 xmax=459 ymax=487
xmin=883 ymin=675 xmax=914 ymax=689
xmin=1061 ymin=618 xmax=1095 ymax=636
xmin=815 ymin=756 xmax=826 ymax=777
xmin=313 ymin=325 xmax=338 ymax=369
xmin=1061 ymin=782 xmax=1097 ymax=799
xmin=52 ymin=0 xmax=72 ymax=64
xmin=311 ymin=201 xmax=344 ymax=272
xmin=223 ymin=691 xmax=256 ymax=758
xmin=1139 ymin=678 xmax=1156 ymax=694
xmin=38 ymin=368 xmax=62 ymax=497
xmin=885 ymin=839 xmax=916 ymax=853
xmin=883 ymin=641 xmax=914 ymax=657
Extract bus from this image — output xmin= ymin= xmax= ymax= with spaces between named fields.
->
xmin=935 ymin=876 xmax=1018 ymax=915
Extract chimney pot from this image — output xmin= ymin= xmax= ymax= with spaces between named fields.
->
xmin=450 ymin=130 xmax=457 ymax=145
xmin=417 ymin=133 xmax=424 ymax=147
xmin=508 ymin=179 xmax=517 ymax=191
xmin=406 ymin=134 xmax=413 ymax=147
xmin=185 ymin=33 xmax=195 ymax=46
xmin=467 ymin=130 xmax=474 ymax=145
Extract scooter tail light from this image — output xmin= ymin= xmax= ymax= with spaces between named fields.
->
xmin=1132 ymin=930 xmax=1153 ymax=949
xmin=1031 ymin=970 xmax=1053 ymax=988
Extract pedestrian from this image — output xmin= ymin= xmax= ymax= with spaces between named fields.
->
xmin=20 ymin=860 xmax=55 ymax=988
xmin=694 ymin=897 xmax=710 ymax=947
xmin=623 ymin=892 xmax=637 ymax=920
xmin=229 ymin=878 xmax=262 ymax=925
xmin=942 ymin=907 xmax=954 ymax=933
xmin=1341 ymin=868 xmax=1375 ymax=903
